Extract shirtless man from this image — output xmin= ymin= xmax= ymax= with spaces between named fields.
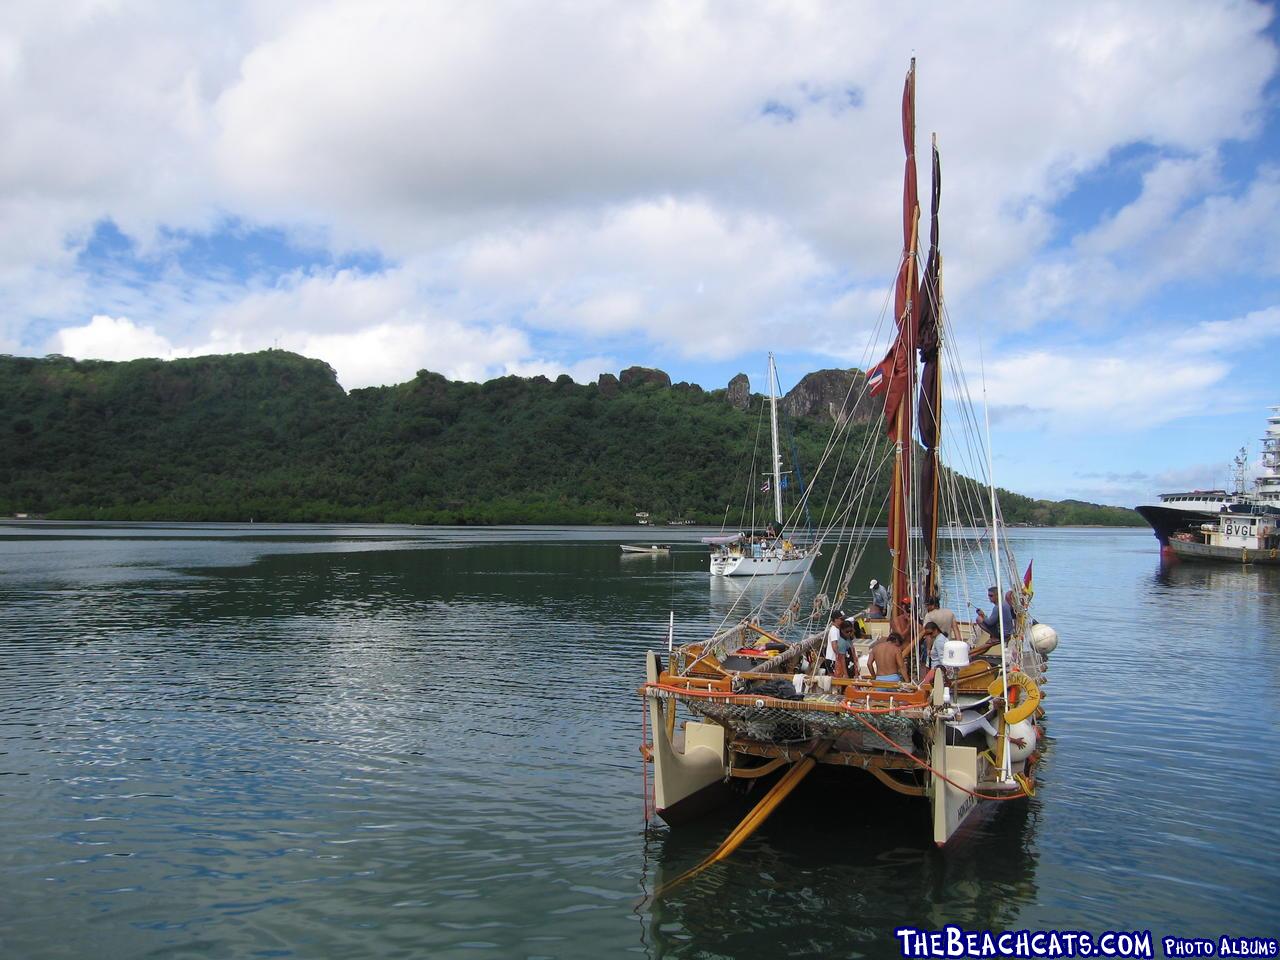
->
xmin=867 ymin=631 xmax=908 ymax=682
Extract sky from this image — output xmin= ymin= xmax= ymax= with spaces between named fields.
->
xmin=3 ymin=1 xmax=1280 ymax=507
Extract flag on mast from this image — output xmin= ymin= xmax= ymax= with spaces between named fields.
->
xmin=1023 ymin=559 xmax=1034 ymax=600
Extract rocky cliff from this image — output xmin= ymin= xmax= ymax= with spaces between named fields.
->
xmin=781 ymin=369 xmax=878 ymax=424
xmin=618 ymin=366 xmax=672 ymax=388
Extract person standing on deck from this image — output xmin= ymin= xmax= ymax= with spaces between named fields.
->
xmin=868 ymin=579 xmax=890 ymax=617
xmin=823 ymin=610 xmax=851 ymax=677
xmin=923 ymin=595 xmax=956 ymax=638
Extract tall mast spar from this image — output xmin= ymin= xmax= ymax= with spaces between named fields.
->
xmin=768 ymin=352 xmax=783 ymax=527
xmin=980 ymin=352 xmax=1012 ymax=784
xmin=889 ymin=59 xmax=921 ymax=629
xmin=919 ymin=131 xmax=944 ymax=602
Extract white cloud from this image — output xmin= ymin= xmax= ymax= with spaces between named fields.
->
xmin=1077 ymin=153 xmax=1220 ymax=257
xmin=974 ymin=302 xmax=1280 ymax=431
xmin=51 ymin=314 xmax=176 ymax=361
xmin=43 ymin=273 xmax=605 ymax=388
xmin=984 ymin=349 xmax=1229 ymax=428
xmin=291 ymin=320 xmax=531 ymax=387
xmin=1170 ymin=305 xmax=1280 ymax=353
xmin=3 ymin=0 xmax=1279 ymax=419
xmin=450 ymin=197 xmax=831 ymax=358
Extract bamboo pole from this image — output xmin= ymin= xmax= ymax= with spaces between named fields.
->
xmin=654 ymin=742 xmax=831 ymax=897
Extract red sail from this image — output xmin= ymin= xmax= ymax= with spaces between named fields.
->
xmin=885 ymin=60 xmax=919 ymax=624
xmin=876 ymin=62 xmax=919 ymax=440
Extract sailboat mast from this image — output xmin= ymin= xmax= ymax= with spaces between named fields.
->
xmin=889 ymin=216 xmax=919 ymax=617
xmin=919 ymin=132 xmax=944 ymax=602
xmin=888 ymin=59 xmax=920 ymax=624
xmin=768 ymin=352 xmax=783 ymax=526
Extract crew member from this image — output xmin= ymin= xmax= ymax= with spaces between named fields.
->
xmin=823 ymin=609 xmax=851 ymax=677
xmin=975 ymin=586 xmax=1014 ymax=642
xmin=918 ymin=621 xmax=947 ymax=691
xmin=867 ymin=631 xmax=907 ymax=683
xmin=923 ymin=595 xmax=956 ymax=638
xmin=868 ymin=579 xmax=889 ymax=617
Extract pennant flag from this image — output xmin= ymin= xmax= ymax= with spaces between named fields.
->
xmin=1022 ymin=559 xmax=1034 ymax=600
xmin=867 ymin=358 xmax=889 ymax=396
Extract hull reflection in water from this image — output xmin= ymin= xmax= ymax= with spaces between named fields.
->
xmin=641 ymin=768 xmax=1040 ymax=957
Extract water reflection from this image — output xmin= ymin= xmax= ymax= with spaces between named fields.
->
xmin=1 ymin=524 xmax=1277 ymax=958
xmin=642 ymin=771 xmax=1041 ymax=959
xmin=706 ymin=571 xmax=817 ymax=630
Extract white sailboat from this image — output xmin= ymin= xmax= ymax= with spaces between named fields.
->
xmin=703 ymin=353 xmax=818 ymax=577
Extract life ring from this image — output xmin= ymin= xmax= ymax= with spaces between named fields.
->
xmin=988 ymin=672 xmax=1041 ymax=725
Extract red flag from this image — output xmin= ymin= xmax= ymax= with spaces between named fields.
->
xmin=1023 ymin=559 xmax=1034 ymax=599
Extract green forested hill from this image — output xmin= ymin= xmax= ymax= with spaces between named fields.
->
xmin=0 ymin=351 xmax=1141 ymax=526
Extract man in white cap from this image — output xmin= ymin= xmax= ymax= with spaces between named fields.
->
xmin=868 ymin=579 xmax=889 ymax=617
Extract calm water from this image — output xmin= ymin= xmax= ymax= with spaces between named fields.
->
xmin=0 ymin=523 xmax=1276 ymax=959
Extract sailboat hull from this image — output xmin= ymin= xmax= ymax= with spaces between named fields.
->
xmin=710 ymin=551 xmax=817 ymax=577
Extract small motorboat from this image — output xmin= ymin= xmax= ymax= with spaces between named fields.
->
xmin=620 ymin=544 xmax=671 ymax=554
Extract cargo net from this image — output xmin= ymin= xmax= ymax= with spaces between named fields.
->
xmin=683 ymin=696 xmax=918 ymax=752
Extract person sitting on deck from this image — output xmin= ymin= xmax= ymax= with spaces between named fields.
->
xmin=840 ymin=615 xmax=867 ymax=641
xmin=867 ymin=631 xmax=908 ymax=683
xmin=974 ymin=586 xmax=1014 ymax=642
xmin=823 ymin=609 xmax=851 ymax=677
xmin=868 ymin=579 xmax=889 ymax=617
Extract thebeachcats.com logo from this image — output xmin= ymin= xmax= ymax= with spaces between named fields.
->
xmin=894 ymin=926 xmax=1278 ymax=959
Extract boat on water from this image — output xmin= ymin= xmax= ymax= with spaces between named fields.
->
xmin=621 ymin=544 xmax=671 ymax=554
xmin=641 ymin=61 xmax=1058 ymax=863
xmin=1167 ymin=502 xmax=1280 ymax=565
xmin=1137 ymin=405 xmax=1280 ymax=561
xmin=702 ymin=353 xmax=818 ymax=577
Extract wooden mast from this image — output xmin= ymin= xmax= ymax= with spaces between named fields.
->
xmin=919 ymin=133 xmax=944 ymax=602
xmin=888 ymin=59 xmax=920 ymax=629
xmin=889 ymin=213 xmax=919 ymax=623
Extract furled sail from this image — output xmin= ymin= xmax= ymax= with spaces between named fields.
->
xmin=867 ymin=59 xmax=921 ymax=620
xmin=917 ymin=135 xmax=943 ymax=601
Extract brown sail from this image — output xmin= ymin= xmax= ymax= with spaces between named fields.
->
xmin=918 ymin=136 xmax=943 ymax=601
xmin=880 ymin=59 xmax=920 ymax=621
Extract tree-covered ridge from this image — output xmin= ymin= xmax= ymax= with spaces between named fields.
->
xmin=0 ymin=351 xmax=1142 ymax=526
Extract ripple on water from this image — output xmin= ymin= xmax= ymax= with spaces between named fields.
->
xmin=0 ymin=526 xmax=1277 ymax=957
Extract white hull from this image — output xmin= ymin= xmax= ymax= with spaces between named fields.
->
xmin=710 ymin=550 xmax=816 ymax=577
